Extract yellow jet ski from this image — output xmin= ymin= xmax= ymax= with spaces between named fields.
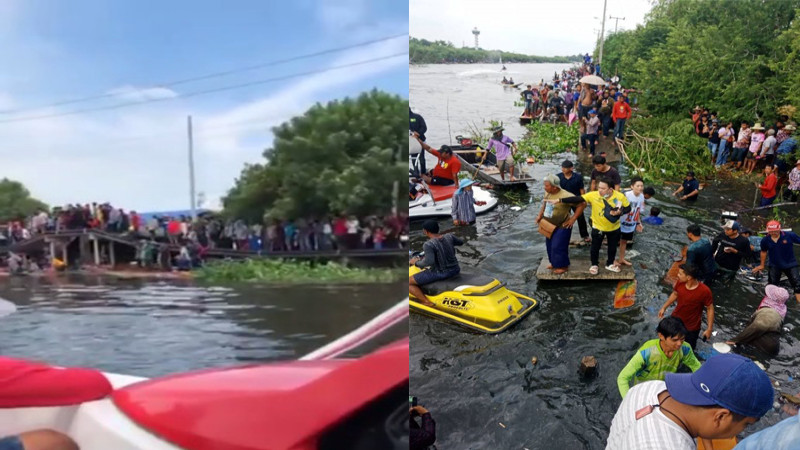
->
xmin=409 ymin=266 xmax=538 ymax=333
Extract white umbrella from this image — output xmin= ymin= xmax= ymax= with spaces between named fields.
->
xmin=579 ymin=75 xmax=606 ymax=86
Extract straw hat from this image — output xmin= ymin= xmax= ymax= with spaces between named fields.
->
xmin=785 ymin=124 xmax=796 ymax=131
xmin=752 ymin=123 xmax=765 ymax=130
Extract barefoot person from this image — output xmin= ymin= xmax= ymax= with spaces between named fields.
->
xmin=618 ymin=176 xmax=646 ymax=266
xmin=485 ymin=126 xmax=518 ymax=181
xmin=536 ymin=174 xmax=587 ymax=275
xmin=409 ymin=220 xmax=463 ymax=307
xmin=551 ymin=176 xmax=631 ymax=274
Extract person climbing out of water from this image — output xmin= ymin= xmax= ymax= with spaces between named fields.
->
xmin=642 ymin=206 xmax=663 ymax=225
xmin=711 ymin=220 xmax=752 ymax=280
xmin=616 ymin=316 xmax=701 ymax=398
xmin=589 ymin=155 xmax=621 ymax=192
xmin=724 ymin=284 xmax=789 ymax=356
xmin=684 ymin=224 xmax=717 ymax=283
xmin=672 ymin=170 xmax=700 ymax=201
xmin=752 ymin=220 xmax=800 ymax=303
xmin=416 ymin=139 xmax=461 ymax=186
xmin=485 ymin=126 xmax=517 ymax=181
xmin=606 ymin=353 xmax=773 ymax=450
xmin=755 ymin=164 xmax=778 ymax=206
xmin=552 ymin=175 xmax=631 ymax=274
xmin=451 ymin=179 xmax=486 ymax=226
xmin=658 ymin=264 xmax=715 ymax=350
xmin=557 ymin=160 xmax=591 ymax=243
xmin=618 ymin=177 xmax=646 ymax=267
xmin=537 ymin=174 xmax=587 ymax=275
xmin=409 ymin=220 xmax=463 ymax=307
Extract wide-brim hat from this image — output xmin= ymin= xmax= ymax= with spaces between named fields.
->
xmin=752 ymin=123 xmax=765 ymax=130
xmin=491 ymin=125 xmax=505 ymax=133
xmin=785 ymin=124 xmax=796 ymax=131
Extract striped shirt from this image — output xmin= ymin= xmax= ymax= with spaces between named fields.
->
xmin=451 ymin=189 xmax=477 ymax=223
xmin=606 ymin=381 xmax=695 ymax=450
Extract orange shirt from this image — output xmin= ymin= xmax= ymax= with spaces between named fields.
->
xmin=612 ymin=100 xmax=631 ymax=120
xmin=429 ymin=148 xmax=461 ymax=181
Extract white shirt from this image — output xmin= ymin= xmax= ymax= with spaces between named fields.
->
xmin=621 ymin=191 xmax=645 ymax=234
xmin=606 ymin=381 xmax=696 ymax=450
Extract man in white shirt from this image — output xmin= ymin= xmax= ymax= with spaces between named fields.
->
xmin=606 ymin=353 xmax=772 ymax=450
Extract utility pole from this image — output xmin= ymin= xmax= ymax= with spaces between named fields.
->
xmin=598 ymin=0 xmax=607 ymax=71
xmin=609 ymin=15 xmax=626 ymax=33
xmin=187 ymin=115 xmax=196 ymax=220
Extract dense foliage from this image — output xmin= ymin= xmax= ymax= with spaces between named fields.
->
xmin=195 ymin=259 xmax=405 ymax=283
xmin=0 ymin=178 xmax=49 ymax=222
xmin=599 ymin=0 xmax=800 ymax=122
xmin=518 ymin=122 xmax=580 ymax=160
xmin=222 ymin=90 xmax=407 ymax=222
xmin=410 ymin=37 xmax=581 ymax=64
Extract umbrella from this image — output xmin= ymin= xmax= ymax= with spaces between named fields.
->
xmin=579 ymin=75 xmax=606 ymax=86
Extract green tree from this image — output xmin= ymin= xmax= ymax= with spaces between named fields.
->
xmin=222 ymin=90 xmax=407 ymax=223
xmin=410 ymin=37 xmax=581 ymax=64
xmin=0 ymin=178 xmax=50 ymax=222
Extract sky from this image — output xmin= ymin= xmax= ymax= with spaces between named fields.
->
xmin=410 ymin=0 xmax=653 ymax=56
xmin=0 ymin=0 xmax=408 ymax=212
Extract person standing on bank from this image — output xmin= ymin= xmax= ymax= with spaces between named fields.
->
xmin=552 ymin=176 xmax=631 ymax=275
xmin=537 ymin=174 xmax=587 ymax=275
xmin=558 ymin=160 xmax=591 ymax=243
xmin=658 ymin=264 xmax=715 ymax=350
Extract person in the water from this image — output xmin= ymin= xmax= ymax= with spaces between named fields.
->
xmin=409 ymin=220 xmax=463 ymax=307
xmin=725 ymin=284 xmax=789 ymax=355
xmin=617 ymin=316 xmax=701 ymax=398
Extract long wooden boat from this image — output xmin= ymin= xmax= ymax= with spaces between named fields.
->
xmin=451 ymin=144 xmax=535 ymax=187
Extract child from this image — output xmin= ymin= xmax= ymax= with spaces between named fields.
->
xmin=617 ymin=316 xmax=701 ymax=398
xmin=618 ymin=176 xmax=646 ymax=266
xmin=451 ymin=179 xmax=486 ymax=226
xmin=642 ymin=206 xmax=663 ymax=225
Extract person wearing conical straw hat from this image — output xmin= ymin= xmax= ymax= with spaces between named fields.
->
xmin=745 ymin=122 xmax=766 ymax=174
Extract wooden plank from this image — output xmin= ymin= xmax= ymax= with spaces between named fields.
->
xmin=536 ymin=257 xmax=635 ymax=281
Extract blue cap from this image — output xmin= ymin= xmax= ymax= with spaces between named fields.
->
xmin=588 ymin=109 xmax=597 ymax=115
xmin=665 ymin=353 xmax=773 ymax=418
xmin=455 ymin=178 xmax=478 ymax=195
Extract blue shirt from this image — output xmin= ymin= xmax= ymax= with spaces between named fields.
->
xmin=682 ymin=178 xmax=700 ymax=199
xmin=687 ymin=238 xmax=717 ymax=278
xmin=760 ymin=232 xmax=800 ymax=269
xmin=642 ymin=216 xmax=663 ymax=225
xmin=557 ymin=172 xmax=585 ymax=196
xmin=734 ymin=414 xmax=800 ymax=449
xmin=777 ymin=136 xmax=797 ymax=154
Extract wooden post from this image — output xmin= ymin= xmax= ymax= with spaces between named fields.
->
xmin=93 ymin=237 xmax=100 ymax=266
xmin=109 ymin=242 xmax=116 ymax=268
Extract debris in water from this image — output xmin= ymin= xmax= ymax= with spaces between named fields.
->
xmin=499 ymin=422 xmax=506 ymax=428
xmin=531 ymin=356 xmax=538 ymax=366
xmin=755 ymin=361 xmax=766 ymax=371
xmin=780 ymin=392 xmax=800 ymax=405
xmin=579 ymin=356 xmax=598 ymax=378
xmin=511 ymin=206 xmax=522 ymax=211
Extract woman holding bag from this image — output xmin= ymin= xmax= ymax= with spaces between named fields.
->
xmin=536 ymin=174 xmax=586 ymax=275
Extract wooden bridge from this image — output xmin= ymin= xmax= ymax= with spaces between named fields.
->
xmin=5 ymin=229 xmax=406 ymax=267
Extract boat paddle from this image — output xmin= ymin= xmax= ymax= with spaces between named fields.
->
xmin=0 ymin=298 xmax=18 ymax=317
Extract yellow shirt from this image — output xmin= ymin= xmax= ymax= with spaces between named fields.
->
xmin=581 ymin=190 xmax=630 ymax=232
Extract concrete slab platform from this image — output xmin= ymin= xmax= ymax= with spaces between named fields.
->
xmin=536 ymin=257 xmax=635 ymax=281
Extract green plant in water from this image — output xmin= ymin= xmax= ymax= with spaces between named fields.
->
xmin=195 ymin=259 xmax=405 ymax=284
xmin=517 ymin=122 xmax=579 ymax=161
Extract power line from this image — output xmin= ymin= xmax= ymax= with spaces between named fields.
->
xmin=0 ymin=32 xmax=407 ymax=116
xmin=0 ymin=51 xmax=408 ymax=125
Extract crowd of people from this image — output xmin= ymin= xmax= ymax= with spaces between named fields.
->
xmin=410 ymin=57 xmax=800 ymax=448
xmin=692 ymin=107 xmax=800 ymax=207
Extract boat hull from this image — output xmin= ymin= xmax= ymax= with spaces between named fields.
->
xmin=409 ymin=185 xmax=497 ymax=219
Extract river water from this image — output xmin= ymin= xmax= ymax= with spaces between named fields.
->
xmin=410 ymin=64 xmax=800 ymax=449
xmin=0 ymin=275 xmax=406 ymax=378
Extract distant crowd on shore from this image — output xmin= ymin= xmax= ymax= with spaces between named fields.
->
xmin=2 ymin=202 xmax=409 ymax=253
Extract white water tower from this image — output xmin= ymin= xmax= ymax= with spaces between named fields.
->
xmin=472 ymin=27 xmax=480 ymax=49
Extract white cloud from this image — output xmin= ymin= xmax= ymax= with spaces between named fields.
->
xmin=107 ymin=86 xmax=179 ymax=102
xmin=0 ymin=33 xmax=408 ymax=212
xmin=316 ymin=0 xmax=370 ymax=32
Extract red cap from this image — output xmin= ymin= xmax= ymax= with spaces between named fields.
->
xmin=766 ymin=220 xmax=781 ymax=231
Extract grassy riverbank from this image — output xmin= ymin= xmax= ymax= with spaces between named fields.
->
xmin=195 ymin=259 xmax=406 ymax=284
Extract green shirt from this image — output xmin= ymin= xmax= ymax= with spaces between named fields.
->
xmin=617 ymin=339 xmax=701 ymax=398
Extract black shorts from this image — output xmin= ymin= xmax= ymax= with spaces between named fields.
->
xmin=429 ymin=176 xmax=455 ymax=186
xmin=620 ymin=231 xmax=635 ymax=241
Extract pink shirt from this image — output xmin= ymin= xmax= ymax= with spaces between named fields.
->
xmin=749 ymin=132 xmax=765 ymax=153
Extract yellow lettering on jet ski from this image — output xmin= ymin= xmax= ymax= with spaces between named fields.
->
xmin=442 ymin=299 xmax=472 ymax=310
